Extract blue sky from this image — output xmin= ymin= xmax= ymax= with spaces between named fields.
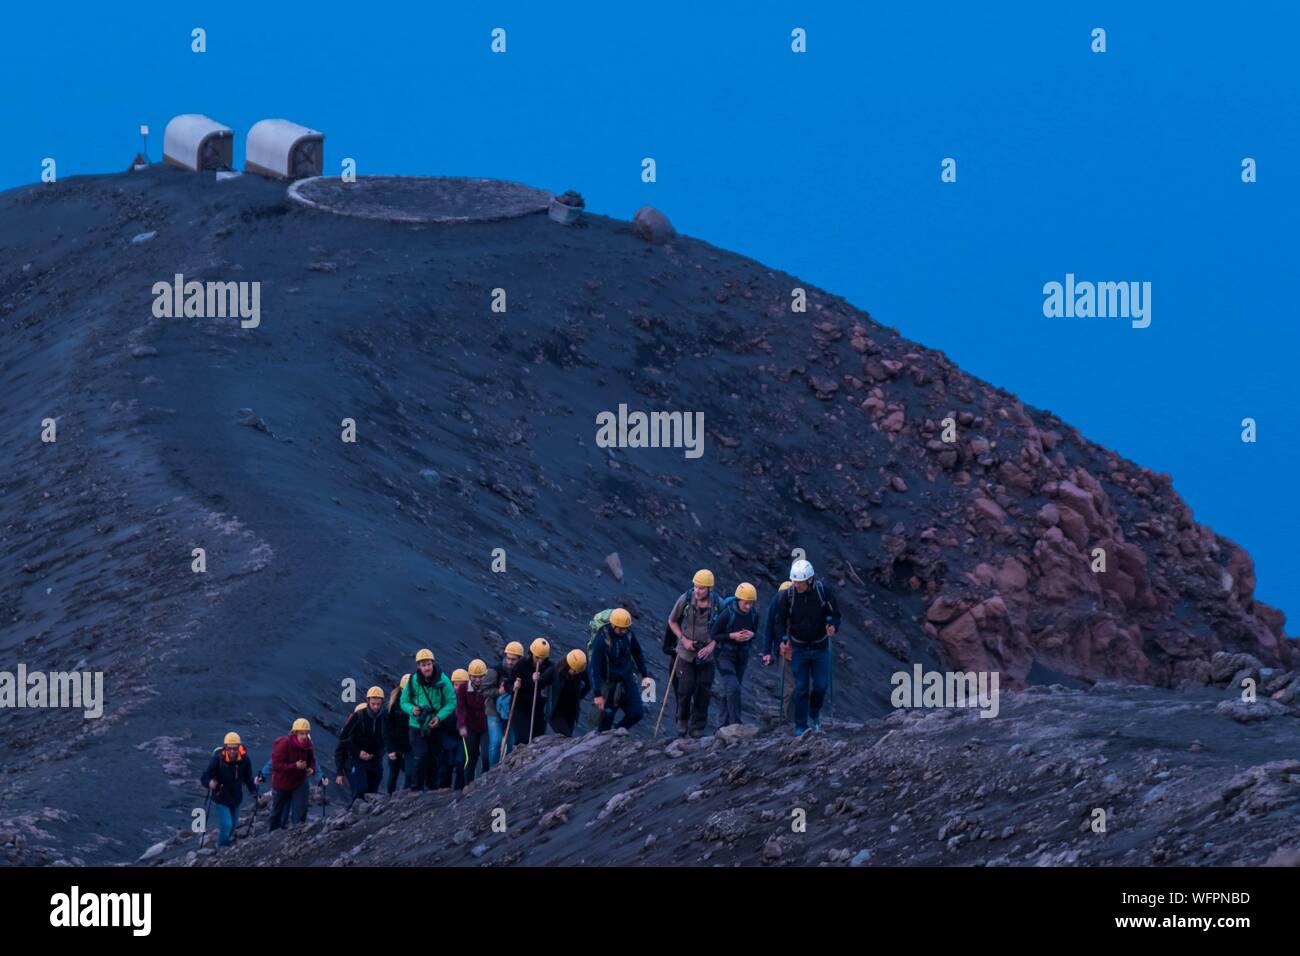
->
xmin=2 ymin=2 xmax=1294 ymax=622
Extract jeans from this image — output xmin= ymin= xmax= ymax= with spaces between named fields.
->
xmin=596 ymin=673 xmax=645 ymax=731
xmin=486 ymin=714 xmax=504 ymax=767
xmin=386 ymin=752 xmax=405 ymax=794
xmin=268 ymin=782 xmax=309 ymax=831
xmin=781 ymin=655 xmax=794 ymax=721
xmin=716 ymin=651 xmax=747 ymax=726
xmin=676 ymin=658 xmax=715 ymax=735
xmin=443 ymin=732 xmax=464 ymax=790
xmin=293 ymin=778 xmax=311 ymax=822
xmin=213 ymin=799 xmax=240 ymax=847
xmin=791 ymin=640 xmax=830 ymax=731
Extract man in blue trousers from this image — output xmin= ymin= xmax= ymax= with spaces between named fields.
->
xmin=769 ymin=559 xmax=841 ymax=735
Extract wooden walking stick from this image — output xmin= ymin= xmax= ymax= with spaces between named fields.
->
xmin=527 ymin=664 xmax=541 ymax=744
xmin=653 ymin=656 xmax=679 ymax=739
xmin=500 ymin=687 xmax=519 ymax=762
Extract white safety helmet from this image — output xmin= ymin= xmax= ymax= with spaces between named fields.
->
xmin=790 ymin=559 xmax=815 ymax=582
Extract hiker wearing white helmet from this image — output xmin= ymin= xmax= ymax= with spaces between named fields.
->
xmin=770 ymin=558 xmax=841 ymax=735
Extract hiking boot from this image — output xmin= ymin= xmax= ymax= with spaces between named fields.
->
xmin=793 ymin=726 xmax=809 ymax=737
xmin=810 ymin=718 xmax=821 ymax=731
xmin=689 ymin=729 xmax=703 ymax=739
xmin=676 ymin=720 xmax=688 ymax=737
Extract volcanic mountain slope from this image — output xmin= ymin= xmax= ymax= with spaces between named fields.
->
xmin=151 ymin=685 xmax=1300 ymax=869
xmin=0 ymin=166 xmax=1292 ymax=864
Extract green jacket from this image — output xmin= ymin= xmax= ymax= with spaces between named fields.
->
xmin=401 ymin=666 xmax=456 ymax=729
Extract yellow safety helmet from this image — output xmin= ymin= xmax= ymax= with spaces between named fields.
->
xmin=468 ymin=659 xmax=488 ymax=677
xmin=779 ymin=580 xmax=793 ymax=592
xmin=610 ymin=607 xmax=632 ymax=629
xmin=415 ymin=648 xmax=435 ymax=663
xmin=504 ymin=641 xmax=525 ymax=657
xmin=291 ymin=718 xmax=311 ymax=733
xmin=567 ymin=649 xmax=588 ymax=673
xmin=451 ymin=668 xmax=470 ymax=684
xmin=224 ymin=732 xmax=241 ymax=746
xmin=366 ymin=686 xmax=385 ymax=700
xmin=692 ymin=569 xmax=715 ymax=588
xmin=530 ymin=638 xmax=551 ymax=659
xmin=735 ymin=582 xmax=757 ymax=602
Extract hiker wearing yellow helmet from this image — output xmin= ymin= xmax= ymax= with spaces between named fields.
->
xmin=269 ymin=718 xmax=318 ymax=831
xmin=453 ymin=662 xmax=491 ymax=787
xmin=334 ymin=686 xmax=387 ymax=803
xmin=401 ymin=649 xmax=457 ymax=791
xmin=663 ymin=570 xmax=723 ymax=721
xmin=541 ymin=648 xmax=592 ymax=737
xmin=503 ymin=638 xmax=554 ymax=747
xmin=667 ymin=569 xmax=723 ymax=738
xmin=438 ymin=669 xmax=466 ymax=789
xmin=591 ymin=608 xmax=653 ymax=732
xmin=466 ymin=657 xmax=504 ymax=770
xmin=494 ymin=641 xmax=527 ymax=759
xmin=713 ymin=583 xmax=760 ymax=726
xmin=762 ymin=581 xmax=795 ymax=722
xmin=383 ymin=676 xmax=411 ymax=793
xmin=199 ymin=731 xmax=260 ymax=848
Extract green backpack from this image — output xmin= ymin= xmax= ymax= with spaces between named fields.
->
xmin=586 ymin=609 xmax=615 ymax=656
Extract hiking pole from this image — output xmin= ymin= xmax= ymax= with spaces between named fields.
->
xmin=320 ymin=778 xmax=329 ymax=820
xmin=527 ymin=666 xmax=541 ymax=744
xmin=827 ymin=639 xmax=834 ymax=722
xmin=653 ymin=656 xmax=679 ymax=739
xmin=200 ymin=790 xmax=213 ymax=847
xmin=778 ymin=651 xmax=786 ymax=723
xmin=241 ymin=801 xmax=258 ymax=840
xmin=501 ymin=690 xmax=519 ymax=761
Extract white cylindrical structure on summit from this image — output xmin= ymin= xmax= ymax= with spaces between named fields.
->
xmin=163 ymin=114 xmax=234 ymax=172
xmin=245 ymin=119 xmax=324 ymax=180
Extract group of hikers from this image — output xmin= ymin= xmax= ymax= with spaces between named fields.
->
xmin=199 ymin=559 xmax=840 ymax=848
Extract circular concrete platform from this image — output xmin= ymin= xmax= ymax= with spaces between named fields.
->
xmin=287 ymin=176 xmax=553 ymax=224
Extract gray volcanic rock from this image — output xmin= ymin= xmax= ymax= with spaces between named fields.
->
xmin=632 ymin=205 xmax=675 ymax=243
xmin=140 ymin=686 xmax=1300 ymax=869
xmin=0 ymin=166 xmax=1292 ymax=864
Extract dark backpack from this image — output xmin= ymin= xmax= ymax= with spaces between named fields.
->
xmin=780 ymin=581 xmax=836 ymax=630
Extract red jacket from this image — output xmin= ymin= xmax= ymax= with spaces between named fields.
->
xmin=271 ymin=734 xmax=316 ymax=792
xmin=455 ymin=684 xmax=488 ymax=735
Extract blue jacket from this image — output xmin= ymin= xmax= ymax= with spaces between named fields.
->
xmin=200 ymin=746 xmax=259 ymax=808
xmin=712 ymin=597 xmax=759 ymax=663
xmin=589 ymin=624 xmax=649 ymax=687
